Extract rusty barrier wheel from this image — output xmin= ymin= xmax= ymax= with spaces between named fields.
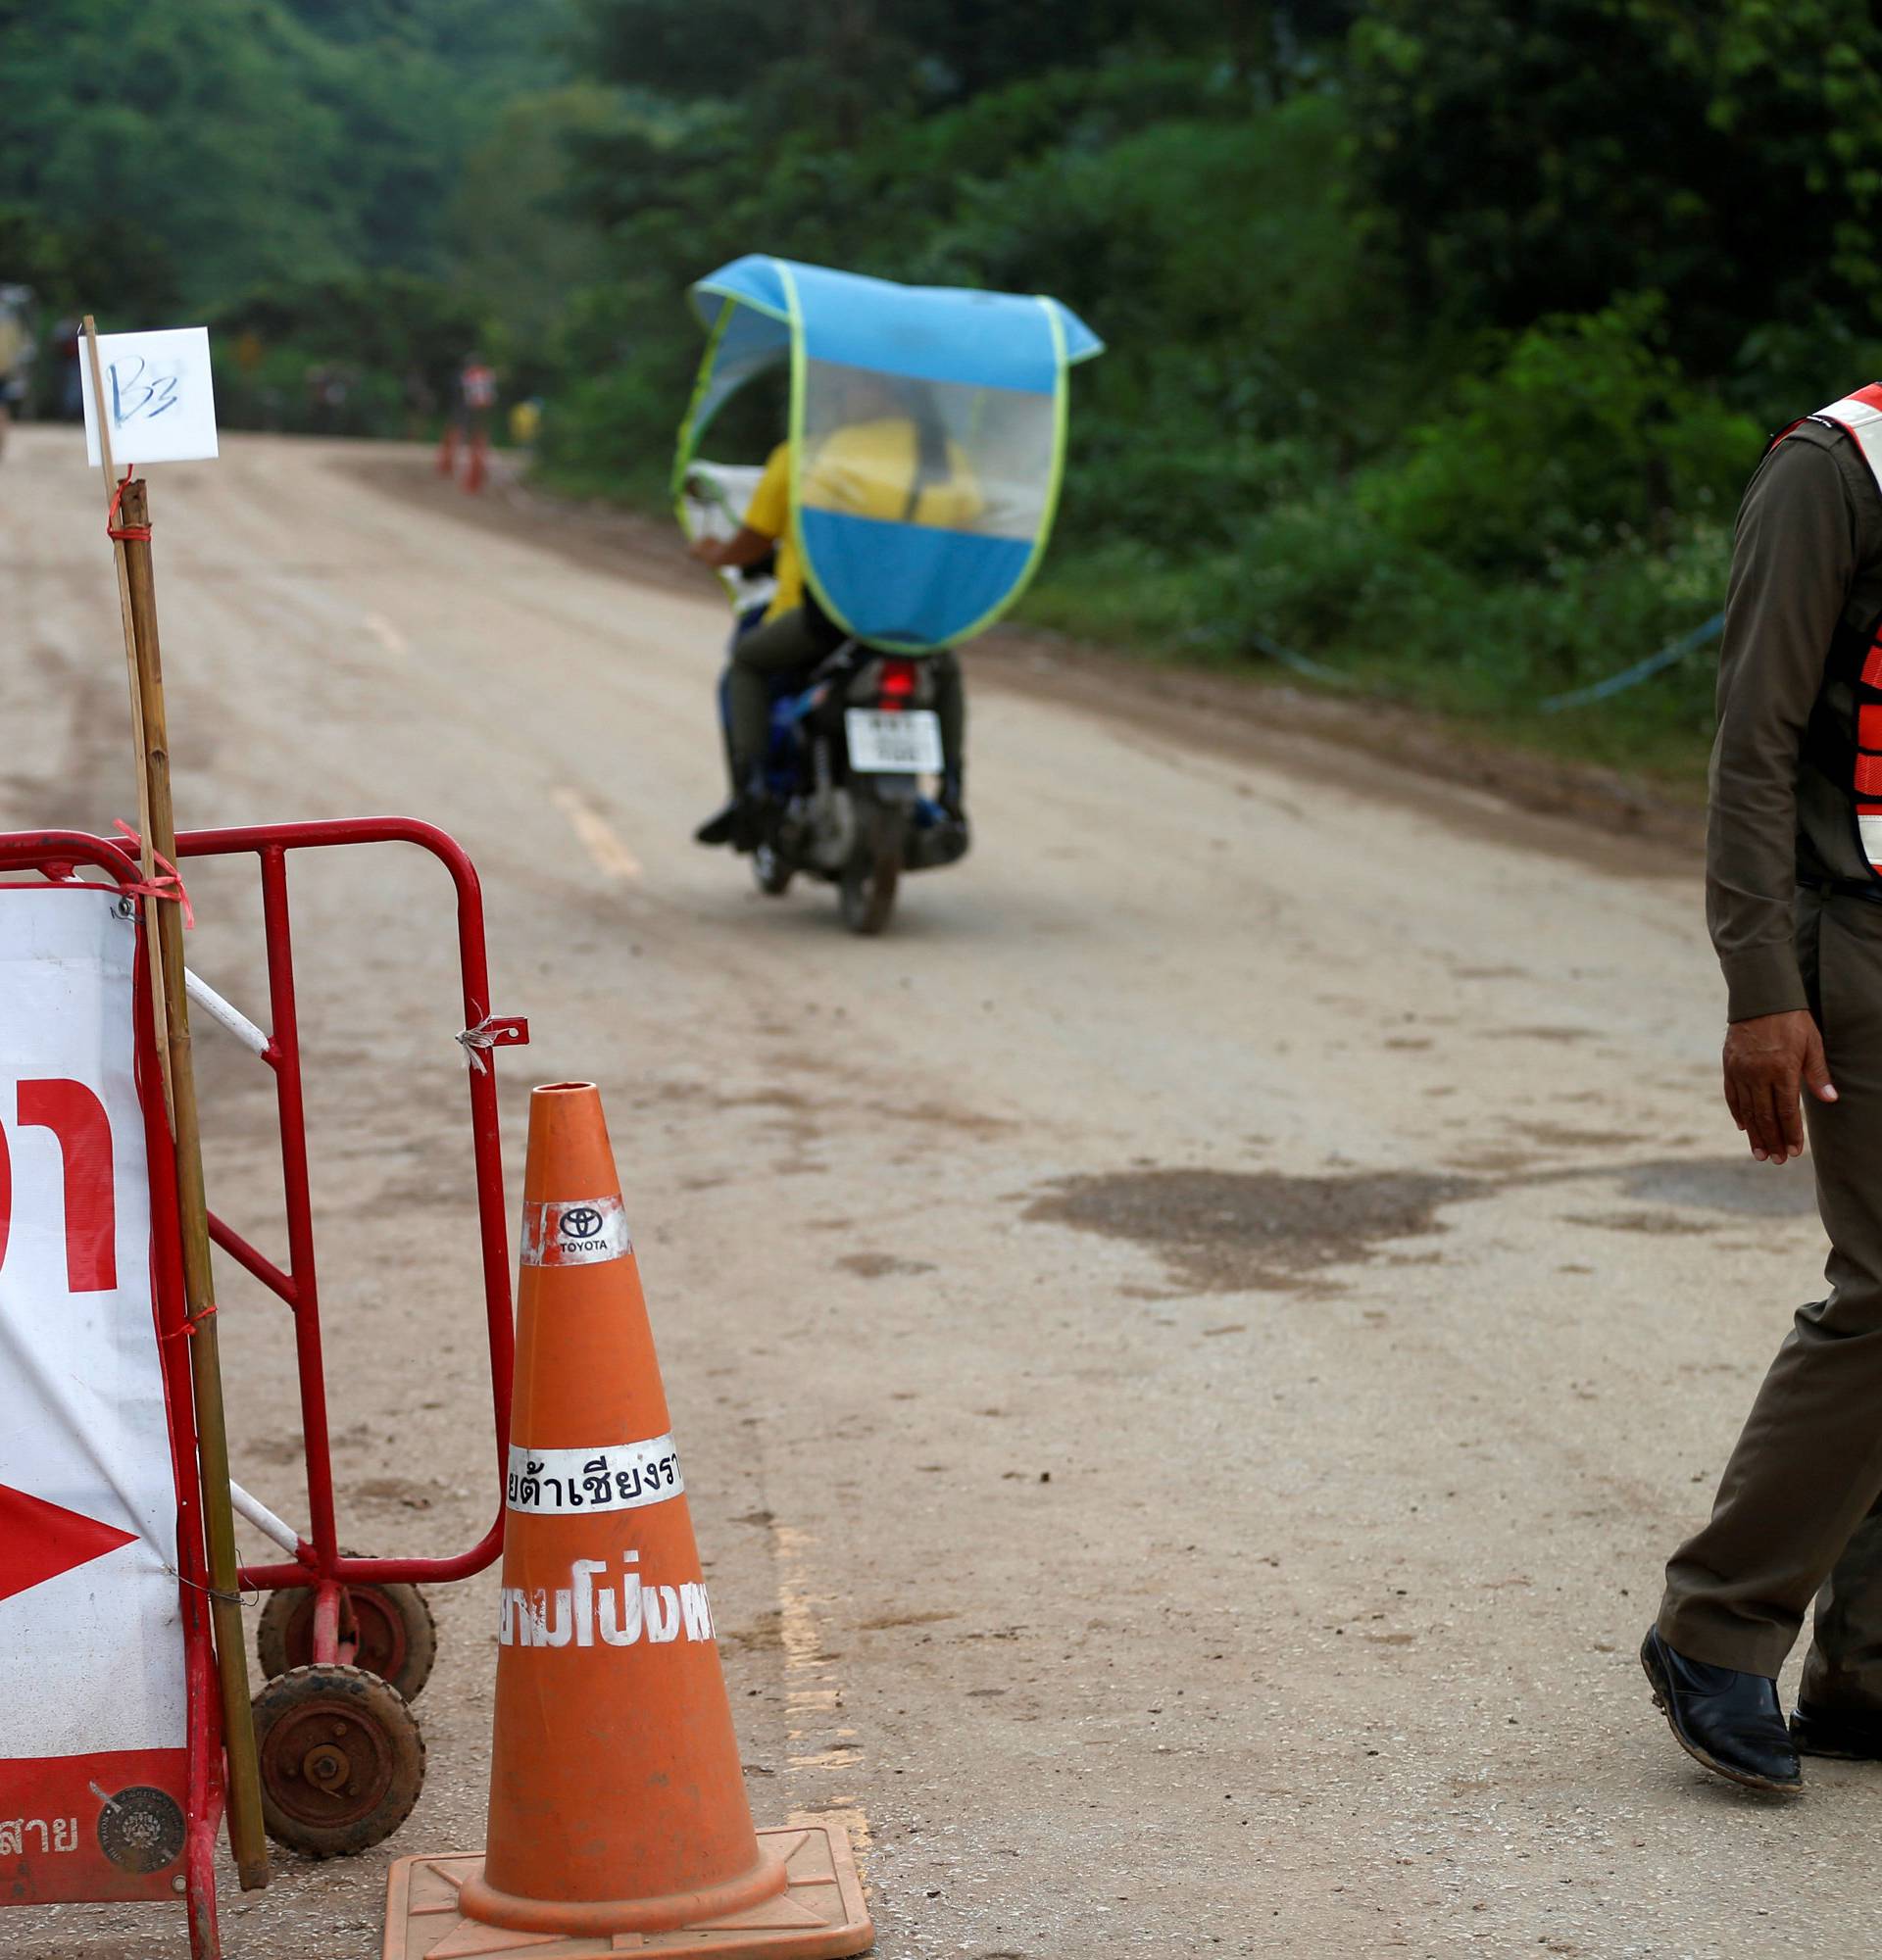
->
xmin=252 ymin=1662 xmax=425 ymax=1858
xmin=255 ymin=1563 xmax=438 ymax=1702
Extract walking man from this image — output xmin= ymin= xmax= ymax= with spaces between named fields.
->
xmin=1647 ymin=386 xmax=1882 ymax=1794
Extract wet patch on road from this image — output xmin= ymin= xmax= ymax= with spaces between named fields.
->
xmin=350 ymin=1474 xmax=448 ymax=1512
xmin=1508 ymin=1120 xmax=1639 ymax=1151
xmin=1560 ymin=1209 xmax=1721 ymax=1236
xmin=1443 ymin=1145 xmax=1541 ymax=1175
xmin=1450 ymin=962 xmax=1531 ymax=982
xmin=1024 ymin=1152 xmax=1817 ymax=1292
xmin=1620 ymin=1156 xmax=1820 ymax=1218
xmin=837 ymin=1251 xmax=939 ymax=1279
xmin=1023 ymin=1167 xmax=1480 ymax=1293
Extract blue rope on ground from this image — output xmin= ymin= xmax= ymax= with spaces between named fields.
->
xmin=1244 ymin=627 xmax=1355 ymax=687
xmin=1201 ymin=611 xmax=1724 ymax=710
xmin=1540 ymin=611 xmax=1725 ymax=714
xmin=1176 ymin=622 xmax=1357 ymax=686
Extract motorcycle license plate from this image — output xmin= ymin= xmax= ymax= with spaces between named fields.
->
xmin=846 ymin=709 xmax=943 ymax=773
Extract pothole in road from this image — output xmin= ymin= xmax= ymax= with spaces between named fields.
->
xmin=1023 ymin=1168 xmax=1480 ymax=1294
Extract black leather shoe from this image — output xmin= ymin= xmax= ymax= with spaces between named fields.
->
xmin=697 ymin=772 xmax=777 ymax=851
xmin=694 ymin=799 xmax=743 ymax=847
xmin=1791 ymin=1699 xmax=1882 ymax=1759
xmin=694 ymin=792 xmax=761 ymax=847
xmin=1641 ymin=1627 xmax=1802 ymax=1793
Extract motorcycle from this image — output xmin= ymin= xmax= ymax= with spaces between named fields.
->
xmin=673 ymin=254 xmax=1102 ymax=933
xmin=731 ymin=632 xmax=968 ymax=936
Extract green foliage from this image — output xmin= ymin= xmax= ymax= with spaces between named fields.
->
xmin=209 ymin=270 xmax=491 ymax=436
xmin=1357 ymin=300 xmax=1759 ymax=571
xmin=0 ymin=0 xmax=572 ymax=310
xmin=10 ymin=0 xmax=1871 ymax=776
xmin=535 ymin=362 xmax=689 ymax=503
xmin=448 ymin=85 xmax=617 ymax=353
xmin=530 ymin=2 xmax=1808 ymax=774
xmin=0 ymin=202 xmax=180 ymax=321
xmin=918 ymin=96 xmax=1410 ymax=554
xmin=1348 ymin=0 xmax=1882 ymax=406
xmin=570 ymin=0 xmax=1259 ymax=142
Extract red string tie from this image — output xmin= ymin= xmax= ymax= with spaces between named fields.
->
xmin=106 ymin=465 xmax=152 ymax=543
xmin=164 ymin=1304 xmax=219 ymax=1341
xmin=113 ymin=820 xmax=195 ymax=928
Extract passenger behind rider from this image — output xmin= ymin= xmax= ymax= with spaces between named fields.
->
xmin=691 ymin=370 xmax=975 ymax=846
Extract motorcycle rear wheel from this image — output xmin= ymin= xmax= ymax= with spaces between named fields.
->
xmin=839 ymin=804 xmax=905 ymax=935
xmin=752 ymin=842 xmax=793 ymax=896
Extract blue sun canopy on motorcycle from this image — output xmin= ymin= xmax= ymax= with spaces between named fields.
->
xmin=677 ymin=255 xmax=1103 ymax=651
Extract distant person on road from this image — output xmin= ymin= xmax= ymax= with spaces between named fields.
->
xmin=457 ymin=355 xmax=497 ymax=440
xmin=509 ymin=397 xmax=542 ymax=449
xmin=688 ymin=372 xmax=976 ymax=847
xmin=0 ymin=290 xmax=31 ymax=454
xmin=1646 ymin=386 xmax=1882 ymax=1796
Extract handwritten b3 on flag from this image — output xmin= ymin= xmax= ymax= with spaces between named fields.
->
xmin=79 ymin=326 xmax=218 ymax=466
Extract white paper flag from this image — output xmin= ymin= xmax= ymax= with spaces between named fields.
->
xmin=80 ymin=325 xmax=219 ymax=466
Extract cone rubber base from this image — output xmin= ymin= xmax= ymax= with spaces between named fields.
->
xmin=382 ymin=1825 xmax=872 ymax=1959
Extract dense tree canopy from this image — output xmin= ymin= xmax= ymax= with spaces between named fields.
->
xmin=1348 ymin=0 xmax=1882 ymax=379
xmin=0 ymin=0 xmax=570 ymax=311
xmin=6 ymin=0 xmax=1879 ymax=768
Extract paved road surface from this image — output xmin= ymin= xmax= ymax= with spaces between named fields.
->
xmin=0 ymin=431 xmax=1857 ymax=1958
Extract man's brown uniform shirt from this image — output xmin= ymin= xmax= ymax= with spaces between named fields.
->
xmin=1711 ymin=420 xmax=1882 ymax=1019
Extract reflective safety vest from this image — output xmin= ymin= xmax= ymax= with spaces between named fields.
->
xmin=1778 ymin=387 xmax=1882 ymax=877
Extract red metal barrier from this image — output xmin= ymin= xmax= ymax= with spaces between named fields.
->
xmin=0 ymin=818 xmax=524 ymax=1642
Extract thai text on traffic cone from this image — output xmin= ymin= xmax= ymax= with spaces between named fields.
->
xmin=381 ymin=1081 xmax=872 ymax=1960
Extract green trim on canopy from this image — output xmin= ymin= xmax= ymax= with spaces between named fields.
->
xmin=938 ymin=297 xmax=1074 ymax=647
xmin=674 ymin=255 xmax=1103 ymax=651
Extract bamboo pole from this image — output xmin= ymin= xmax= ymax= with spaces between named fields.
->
xmin=82 ymin=318 xmax=173 ymax=1120
xmin=112 ymin=472 xmax=270 ymax=1892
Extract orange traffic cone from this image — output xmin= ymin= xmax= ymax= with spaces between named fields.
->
xmin=462 ymin=431 xmax=487 ymax=494
xmin=435 ymin=422 xmax=460 ymax=477
xmin=382 ymin=1082 xmax=872 ymax=1960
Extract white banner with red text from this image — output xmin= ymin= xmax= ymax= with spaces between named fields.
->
xmin=0 ymin=887 xmax=193 ymax=1903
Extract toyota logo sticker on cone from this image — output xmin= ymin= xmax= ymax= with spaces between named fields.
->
xmin=520 ymin=1194 xmax=631 ymax=1266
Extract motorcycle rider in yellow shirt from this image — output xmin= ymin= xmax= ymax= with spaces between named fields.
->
xmin=691 ymin=374 xmax=973 ymax=846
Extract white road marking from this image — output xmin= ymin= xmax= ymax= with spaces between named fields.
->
xmin=363 ymin=612 xmax=408 ymax=656
xmin=551 ymin=787 xmax=642 ymax=880
xmin=773 ymin=1521 xmax=873 ymax=1857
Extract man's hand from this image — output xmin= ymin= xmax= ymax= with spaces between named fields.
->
xmin=689 ymin=524 xmax=772 ymax=570
xmin=1723 ymin=1009 xmax=1838 ymax=1164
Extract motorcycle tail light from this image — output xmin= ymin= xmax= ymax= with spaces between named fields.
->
xmin=878 ymin=659 xmax=919 ymax=710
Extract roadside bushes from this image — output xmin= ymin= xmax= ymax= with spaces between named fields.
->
xmin=1355 ymin=299 xmax=1758 ymax=573
xmin=531 ymin=47 xmax=1766 ymax=775
xmin=533 ymin=364 xmax=684 ymax=503
xmin=210 ymin=271 xmax=492 ymax=438
xmin=1028 ymin=296 xmax=1754 ymax=768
